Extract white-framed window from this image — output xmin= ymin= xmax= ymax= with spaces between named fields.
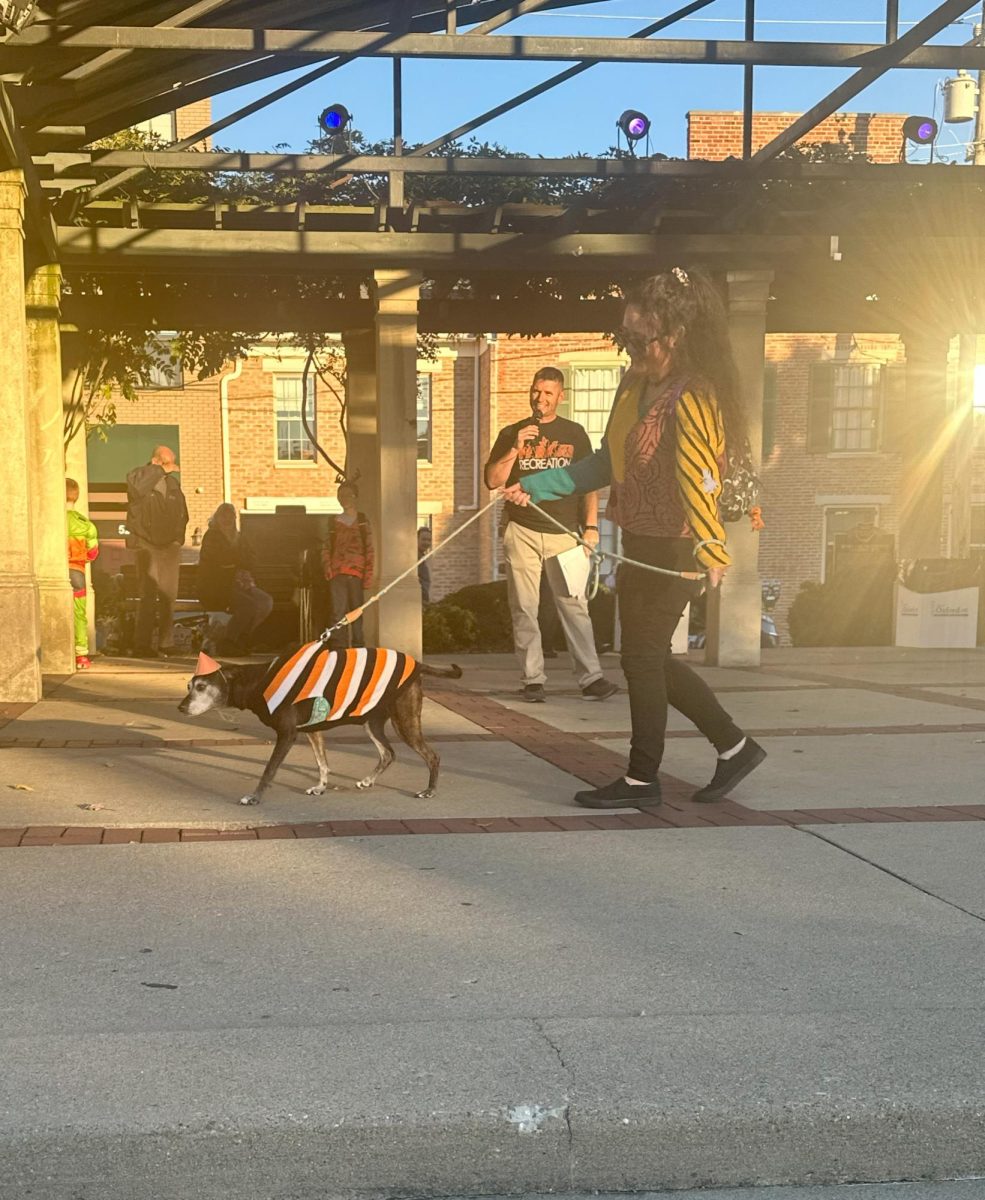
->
xmin=417 ymin=373 xmax=432 ymax=462
xmin=567 ymin=363 xmax=624 ymax=449
xmin=144 ymin=334 xmax=184 ymax=390
xmin=274 ymin=375 xmax=317 ymax=463
xmin=822 ymin=505 xmax=878 ymax=581
xmin=831 ymin=364 xmax=882 ymax=452
xmin=808 ymin=362 xmax=884 ymax=453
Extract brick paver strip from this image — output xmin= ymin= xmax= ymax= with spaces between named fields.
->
xmin=3 ymin=685 xmax=985 ymax=849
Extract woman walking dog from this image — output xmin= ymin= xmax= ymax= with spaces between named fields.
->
xmin=504 ymin=268 xmax=765 ymax=808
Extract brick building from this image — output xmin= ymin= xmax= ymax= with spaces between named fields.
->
xmin=88 ymin=112 xmax=985 ymax=640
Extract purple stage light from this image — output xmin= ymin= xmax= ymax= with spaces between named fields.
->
xmin=617 ymin=110 xmax=651 ymax=146
xmin=902 ymin=115 xmax=938 ymax=146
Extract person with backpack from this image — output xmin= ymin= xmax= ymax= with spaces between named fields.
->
xmin=322 ymin=481 xmax=374 ymax=648
xmin=126 ymin=445 xmax=189 ymax=658
xmin=503 ymin=268 xmax=766 ymax=809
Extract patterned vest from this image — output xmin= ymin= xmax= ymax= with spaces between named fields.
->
xmin=263 ymin=643 xmax=419 ymax=727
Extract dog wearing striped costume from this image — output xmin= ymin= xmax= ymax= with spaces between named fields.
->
xmin=179 ymin=643 xmax=462 ymax=806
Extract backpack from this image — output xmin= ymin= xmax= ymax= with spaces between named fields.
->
xmin=719 ymin=438 xmax=762 ymax=524
xmin=128 ymin=475 xmax=188 ymax=547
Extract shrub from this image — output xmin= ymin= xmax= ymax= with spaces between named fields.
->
xmin=423 ymin=603 xmax=479 ymax=653
xmin=788 ymin=572 xmax=893 ymax=647
xmin=438 ymin=581 xmax=515 ymax=652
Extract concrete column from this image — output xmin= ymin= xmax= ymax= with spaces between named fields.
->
xmin=374 ymin=269 xmax=422 ymax=657
xmin=705 ymin=270 xmax=772 ymax=668
xmin=0 ymin=171 xmax=42 ymax=702
xmin=26 ymin=264 xmax=75 ymax=674
xmin=948 ymin=333 xmax=976 ymax=559
xmin=899 ymin=328 xmax=951 ymax=562
xmin=342 ymin=326 xmax=381 ymax=646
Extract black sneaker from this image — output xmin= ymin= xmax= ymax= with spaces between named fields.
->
xmin=521 ymin=683 xmax=546 ymax=703
xmin=575 ymin=777 xmax=662 ymax=808
xmin=581 ymin=677 xmax=619 ymax=702
xmin=692 ymin=738 xmax=766 ymax=803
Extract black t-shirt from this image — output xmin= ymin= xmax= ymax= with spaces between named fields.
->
xmin=488 ymin=415 xmax=593 ymax=533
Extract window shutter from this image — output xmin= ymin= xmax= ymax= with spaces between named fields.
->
xmin=881 ymin=363 xmax=907 ymax=453
xmin=762 ymin=365 xmax=778 ymax=459
xmin=807 ymin=362 xmax=835 ymax=453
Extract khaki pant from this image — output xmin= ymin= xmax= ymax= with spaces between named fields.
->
xmin=503 ymin=521 xmax=603 ymax=688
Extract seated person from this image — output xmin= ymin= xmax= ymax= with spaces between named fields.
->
xmin=197 ymin=503 xmax=273 ymax=655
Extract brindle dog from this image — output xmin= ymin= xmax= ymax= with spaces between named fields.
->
xmin=179 ymin=657 xmax=462 ymax=806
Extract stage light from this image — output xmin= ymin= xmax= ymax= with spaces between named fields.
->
xmin=318 ymin=104 xmax=352 ymax=135
xmin=902 ymin=115 xmax=938 ymax=145
xmin=617 ymin=109 xmax=651 ymax=144
xmin=0 ymin=0 xmax=38 ymax=35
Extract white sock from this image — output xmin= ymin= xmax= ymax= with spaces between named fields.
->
xmin=719 ymin=737 xmax=747 ymax=762
xmin=624 ymin=776 xmax=652 ymax=786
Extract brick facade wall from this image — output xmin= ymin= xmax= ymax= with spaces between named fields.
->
xmin=174 ymin=99 xmax=212 ymax=149
xmin=688 ymin=111 xmax=909 ymax=163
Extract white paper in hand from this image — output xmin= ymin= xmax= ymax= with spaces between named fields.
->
xmin=550 ymin=544 xmax=592 ymax=600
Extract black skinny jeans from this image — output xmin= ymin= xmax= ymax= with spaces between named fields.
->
xmin=619 ymin=533 xmax=743 ymax=782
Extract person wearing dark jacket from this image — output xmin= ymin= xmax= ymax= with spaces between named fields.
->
xmin=198 ymin=504 xmax=273 ymax=655
xmin=126 ymin=445 xmax=189 ymax=658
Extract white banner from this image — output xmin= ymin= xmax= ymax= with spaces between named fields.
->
xmin=895 ymin=585 xmax=979 ymax=649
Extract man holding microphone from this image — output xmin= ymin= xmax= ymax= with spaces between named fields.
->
xmin=484 ymin=366 xmax=618 ymax=704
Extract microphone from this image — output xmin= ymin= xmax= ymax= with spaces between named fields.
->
xmin=524 ymin=415 xmax=542 ymax=449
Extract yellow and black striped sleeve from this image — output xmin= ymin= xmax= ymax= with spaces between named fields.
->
xmin=675 ymin=389 xmax=732 ymax=570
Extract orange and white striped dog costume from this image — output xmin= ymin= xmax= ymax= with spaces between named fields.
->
xmin=262 ymin=642 xmax=419 ymax=727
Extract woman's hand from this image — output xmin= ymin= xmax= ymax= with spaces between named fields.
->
xmin=581 ymin=528 xmax=600 ymax=558
xmin=707 ymin=567 xmax=727 ymax=590
xmin=502 ymin=484 xmax=531 ymax=507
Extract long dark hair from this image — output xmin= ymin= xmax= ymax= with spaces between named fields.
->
xmin=625 ymin=269 xmax=747 ymax=447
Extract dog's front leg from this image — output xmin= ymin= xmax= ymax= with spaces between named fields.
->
xmin=240 ymin=728 xmax=297 ymax=806
xmin=305 ymin=732 xmax=338 ymax=796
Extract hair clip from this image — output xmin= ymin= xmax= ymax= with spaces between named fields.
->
xmin=671 ymin=266 xmax=691 ymax=287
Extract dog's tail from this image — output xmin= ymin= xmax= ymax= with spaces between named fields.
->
xmin=418 ymin=661 xmax=463 ymax=680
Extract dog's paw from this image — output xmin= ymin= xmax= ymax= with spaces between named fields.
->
xmin=356 ymin=777 xmax=375 ymax=791
xmin=305 ymin=784 xmax=341 ymax=796
xmin=238 ymin=794 xmax=260 ymax=806
xmin=415 ymin=788 xmax=435 ymax=800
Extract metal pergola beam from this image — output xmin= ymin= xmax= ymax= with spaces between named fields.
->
xmin=19 ymin=0 xmax=600 ymax=137
xmin=57 ymin=291 xmax=917 ymax=336
xmin=0 ymin=84 xmax=57 ymax=260
xmin=413 ymin=0 xmax=717 ymax=158
xmin=752 ymin=0 xmax=977 ymax=164
xmin=42 ymin=150 xmax=984 ymax=179
xmin=6 ymin=29 xmax=985 ymax=71
xmin=55 ymin=226 xmax=821 ymax=272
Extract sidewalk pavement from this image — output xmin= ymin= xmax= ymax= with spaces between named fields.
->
xmin=1 ymin=647 xmax=985 ymax=1199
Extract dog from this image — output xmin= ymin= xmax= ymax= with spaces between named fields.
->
xmin=178 ymin=644 xmax=462 ymax=806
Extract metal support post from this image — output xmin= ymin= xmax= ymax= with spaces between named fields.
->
xmin=390 ymin=57 xmax=404 ymax=209
xmin=742 ymin=0 xmax=755 ymax=159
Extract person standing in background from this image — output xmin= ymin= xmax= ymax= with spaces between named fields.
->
xmin=323 ymin=482 xmax=374 ymax=648
xmin=126 ymin=445 xmax=188 ymax=659
xmin=66 ymin=478 xmax=99 ymax=670
xmin=485 ymin=366 xmax=617 ymax=704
